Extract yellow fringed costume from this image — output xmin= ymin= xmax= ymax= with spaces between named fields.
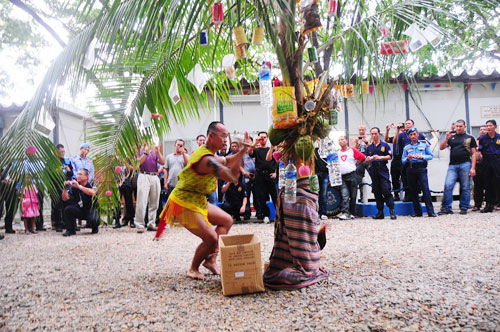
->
xmin=158 ymin=146 xmax=217 ymax=230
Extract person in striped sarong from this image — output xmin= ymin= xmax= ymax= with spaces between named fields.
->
xmin=263 ymin=177 xmax=329 ymax=289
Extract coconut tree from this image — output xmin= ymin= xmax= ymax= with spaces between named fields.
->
xmin=0 ymin=0 xmax=497 ymax=212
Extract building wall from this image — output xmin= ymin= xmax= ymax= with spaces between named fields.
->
xmin=162 ymin=82 xmax=499 ymax=197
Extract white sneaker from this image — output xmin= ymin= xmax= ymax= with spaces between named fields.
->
xmin=320 ymin=215 xmax=328 ymax=220
xmin=263 ymin=217 xmax=270 ymax=223
xmin=136 ymin=224 xmax=145 ymax=233
xmin=338 ymin=214 xmax=349 ymax=220
xmin=350 ymin=214 xmax=355 ymax=219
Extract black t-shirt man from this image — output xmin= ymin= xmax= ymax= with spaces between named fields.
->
xmin=67 ymin=183 xmax=95 ymax=210
xmin=448 ymin=133 xmax=477 ymax=164
xmin=252 ymin=147 xmax=276 ymax=173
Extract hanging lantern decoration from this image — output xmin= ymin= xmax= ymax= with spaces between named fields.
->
xmin=369 ymin=86 xmax=375 ymax=94
xmin=466 ymin=83 xmax=472 ymax=90
xmin=307 ymin=47 xmax=319 ymax=63
xmin=380 ymin=40 xmax=409 ymax=55
xmin=114 ymin=166 xmax=123 ymax=173
xmin=272 ymin=77 xmax=281 ymax=87
xmin=328 ymin=0 xmax=337 ymax=16
xmin=252 ymin=26 xmax=265 ymax=45
xmin=344 ymin=84 xmax=354 ymax=97
xmin=401 ymin=83 xmax=408 ymax=91
xmin=233 ymin=26 xmax=248 ymax=46
xmin=105 ymin=190 xmax=112 ymax=197
xmin=300 ymin=0 xmax=322 ymax=35
xmin=211 ymin=2 xmax=224 ymax=25
xmin=151 ymin=114 xmax=164 ymax=119
xmin=199 ymin=30 xmax=208 ymax=46
xmin=361 ymin=81 xmax=369 ymax=94
xmin=26 ymin=145 xmax=37 ymax=155
xmin=491 ymin=82 xmax=497 ymax=90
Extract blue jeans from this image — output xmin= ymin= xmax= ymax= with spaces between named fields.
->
xmin=441 ymin=161 xmax=471 ymax=211
xmin=317 ymin=172 xmax=329 ymax=216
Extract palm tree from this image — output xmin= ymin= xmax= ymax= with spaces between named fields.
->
xmin=0 ymin=0 xmax=497 ymax=211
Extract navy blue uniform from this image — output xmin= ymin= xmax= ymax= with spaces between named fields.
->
xmin=366 ymin=141 xmax=395 ymax=213
xmin=478 ymin=133 xmax=500 ymax=207
xmin=398 ymin=131 xmax=426 ymax=199
xmin=402 ymin=140 xmax=435 ymax=216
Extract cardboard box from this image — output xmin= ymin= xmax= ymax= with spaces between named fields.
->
xmin=219 ymin=234 xmax=265 ymax=296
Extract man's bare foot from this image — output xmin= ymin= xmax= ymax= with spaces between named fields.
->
xmin=187 ymin=269 xmax=205 ymax=280
xmin=202 ymin=261 xmax=220 ymax=275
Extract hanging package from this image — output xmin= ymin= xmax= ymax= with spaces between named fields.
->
xmin=252 ymin=26 xmax=265 ymax=45
xmin=212 ymin=2 xmax=224 ymax=24
xmin=233 ymin=42 xmax=246 ymax=60
xmin=200 ymin=31 xmax=208 ymax=45
xmin=169 ymin=77 xmax=180 ymax=104
xmin=361 ymin=81 xmax=369 ymax=94
xmin=328 ymin=0 xmax=337 ymax=16
xmin=233 ymin=26 xmax=248 ymax=46
xmin=380 ymin=40 xmax=409 ymax=55
xmin=272 ymin=87 xmax=298 ymax=129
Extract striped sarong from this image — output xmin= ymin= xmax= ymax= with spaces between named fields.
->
xmin=263 ymin=178 xmax=328 ymax=289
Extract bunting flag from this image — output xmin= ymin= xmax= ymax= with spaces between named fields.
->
xmin=491 ymin=82 xmax=497 ymax=90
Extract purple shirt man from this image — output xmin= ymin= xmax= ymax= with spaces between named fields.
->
xmin=139 ymin=149 xmax=159 ymax=173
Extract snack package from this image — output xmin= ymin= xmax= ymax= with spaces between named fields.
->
xmin=272 ymin=87 xmax=298 ymax=129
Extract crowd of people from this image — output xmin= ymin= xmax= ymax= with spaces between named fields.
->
xmin=0 ymin=118 xmax=498 ymax=242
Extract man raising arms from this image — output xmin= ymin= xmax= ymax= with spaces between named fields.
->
xmin=156 ymin=122 xmax=250 ymax=280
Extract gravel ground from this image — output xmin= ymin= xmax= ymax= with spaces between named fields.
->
xmin=1 ymin=212 xmax=499 ymax=331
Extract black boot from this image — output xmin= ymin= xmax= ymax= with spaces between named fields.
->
xmin=390 ymin=209 xmax=397 ymax=220
xmin=480 ymin=205 xmax=494 ymax=213
xmin=372 ymin=212 xmax=384 ymax=219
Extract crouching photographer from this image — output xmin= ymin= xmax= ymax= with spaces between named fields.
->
xmin=62 ymin=169 xmax=99 ymax=237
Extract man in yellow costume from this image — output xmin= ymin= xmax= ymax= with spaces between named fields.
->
xmin=155 ymin=121 xmax=250 ymax=280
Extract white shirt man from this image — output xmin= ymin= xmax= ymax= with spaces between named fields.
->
xmin=337 ymin=136 xmax=365 ymax=219
xmin=163 ymin=139 xmax=189 ymax=194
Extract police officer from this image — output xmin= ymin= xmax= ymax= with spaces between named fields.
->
xmin=402 ymin=127 xmax=436 ymax=217
xmin=365 ymin=127 xmax=397 ymax=220
xmin=478 ymin=119 xmax=500 ymax=213
xmin=220 ymin=175 xmax=249 ymax=222
xmin=393 ymin=119 xmax=427 ymax=201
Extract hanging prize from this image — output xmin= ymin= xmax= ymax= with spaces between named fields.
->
xmin=328 ymin=0 xmax=337 ymax=16
xmin=200 ymin=30 xmax=208 ymax=46
xmin=233 ymin=26 xmax=248 ymax=46
xmin=344 ymin=84 xmax=354 ymax=97
xmin=187 ymin=63 xmax=210 ymax=94
xmin=222 ymin=54 xmax=236 ymax=80
xmin=211 ymin=2 xmax=224 ymax=24
xmin=169 ymin=76 xmax=181 ymax=104
xmin=380 ymin=40 xmax=409 ymax=55
xmin=252 ymin=26 xmax=265 ymax=45
xmin=308 ymin=47 xmax=318 ymax=63
xmin=233 ymin=42 xmax=246 ymax=60
xmin=361 ymin=81 xmax=369 ymax=94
